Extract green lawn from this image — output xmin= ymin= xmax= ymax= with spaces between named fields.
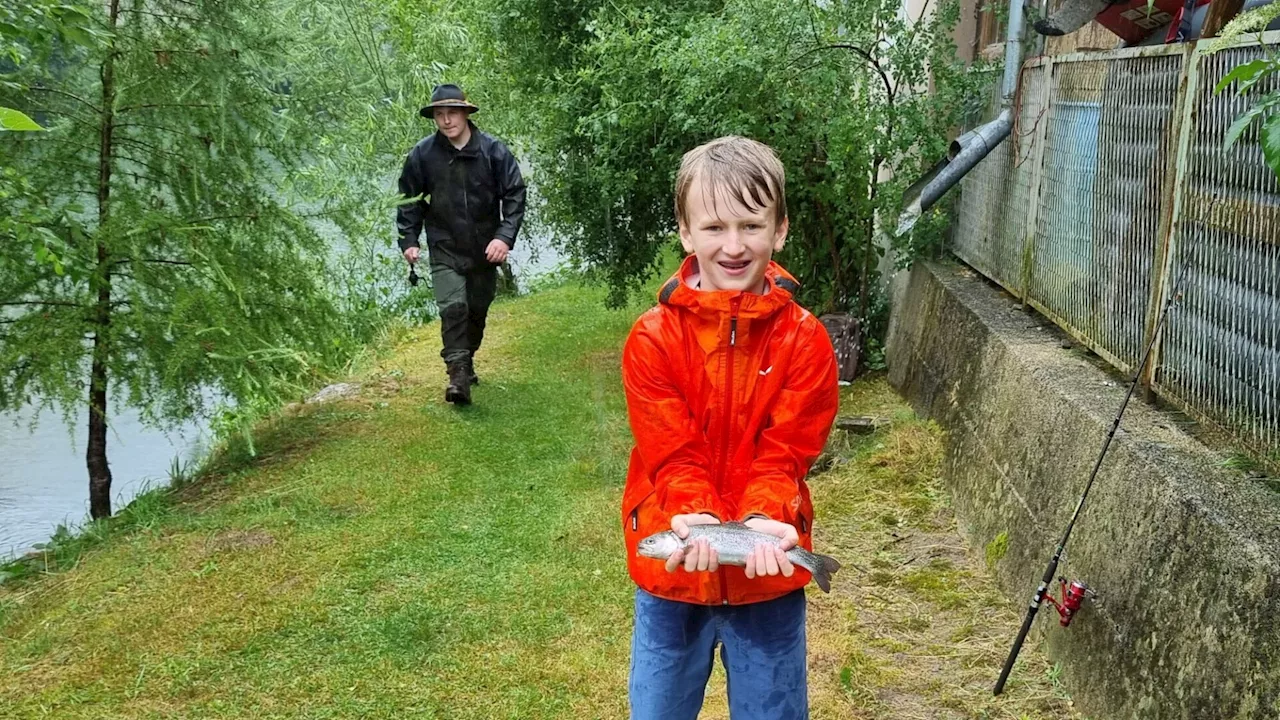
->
xmin=0 ymin=281 xmax=1077 ymax=719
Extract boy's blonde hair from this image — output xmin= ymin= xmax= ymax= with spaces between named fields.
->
xmin=674 ymin=136 xmax=787 ymax=227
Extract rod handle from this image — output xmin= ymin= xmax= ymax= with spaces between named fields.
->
xmin=993 ymin=588 xmax=1044 ymax=695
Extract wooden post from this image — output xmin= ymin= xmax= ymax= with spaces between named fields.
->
xmin=1141 ymin=44 xmax=1199 ymax=398
xmin=1201 ymin=0 xmax=1245 ymax=38
xmin=1021 ymin=58 xmax=1055 ymax=305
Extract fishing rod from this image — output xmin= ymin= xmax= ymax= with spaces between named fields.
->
xmin=992 ymin=242 xmax=1196 ymax=696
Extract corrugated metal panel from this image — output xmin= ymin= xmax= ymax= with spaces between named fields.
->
xmin=951 ymin=36 xmax=1280 ymax=466
xmin=1028 ymin=55 xmax=1182 ymax=372
xmin=1156 ymin=44 xmax=1280 ymax=457
xmin=953 ymin=130 xmax=1014 ymax=286
xmin=952 ymin=65 xmax=1048 ymax=296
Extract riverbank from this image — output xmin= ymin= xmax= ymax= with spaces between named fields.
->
xmin=0 ymin=236 xmax=565 ymax=563
xmin=0 ymin=279 xmax=1078 ymax=719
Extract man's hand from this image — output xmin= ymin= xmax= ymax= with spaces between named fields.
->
xmin=485 ymin=239 xmax=510 ymax=264
xmin=403 ymin=247 xmax=421 ymax=264
xmin=666 ymin=514 xmax=720 ymax=574
xmin=742 ymin=517 xmax=798 ymax=580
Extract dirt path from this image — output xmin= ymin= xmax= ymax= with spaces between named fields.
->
xmin=700 ymin=378 xmax=1080 ymax=720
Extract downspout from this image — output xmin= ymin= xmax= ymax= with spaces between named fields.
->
xmin=896 ymin=0 xmax=1026 ymax=235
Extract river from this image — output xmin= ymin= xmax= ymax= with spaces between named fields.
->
xmin=0 ymin=235 xmax=565 ymax=561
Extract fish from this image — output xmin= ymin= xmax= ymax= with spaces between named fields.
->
xmin=637 ymin=522 xmax=842 ymax=593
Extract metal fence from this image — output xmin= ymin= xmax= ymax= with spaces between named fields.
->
xmin=951 ymin=34 xmax=1280 ymax=466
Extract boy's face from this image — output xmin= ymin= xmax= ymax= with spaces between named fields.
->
xmin=678 ymin=174 xmax=788 ymax=294
xmin=433 ymin=107 xmax=469 ymax=141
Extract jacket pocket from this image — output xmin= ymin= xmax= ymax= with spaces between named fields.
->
xmin=795 ymin=482 xmax=815 ymax=548
xmin=622 ymin=477 xmax=656 ymax=535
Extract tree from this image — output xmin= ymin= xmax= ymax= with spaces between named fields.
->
xmin=1209 ymin=2 xmax=1280 ymax=178
xmin=0 ymin=0 xmax=391 ymax=518
xmin=1 ymin=1 xmax=100 ymax=131
xmin=482 ymin=0 xmax=986 ymax=331
xmin=272 ymin=0 xmax=474 ymax=328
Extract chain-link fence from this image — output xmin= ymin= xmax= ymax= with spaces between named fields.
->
xmin=951 ymin=35 xmax=1280 ymax=466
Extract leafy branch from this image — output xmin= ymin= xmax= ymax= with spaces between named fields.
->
xmin=1211 ymin=19 xmax=1280 ymax=177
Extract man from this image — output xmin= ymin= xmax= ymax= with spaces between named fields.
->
xmin=396 ymin=83 xmax=527 ymax=405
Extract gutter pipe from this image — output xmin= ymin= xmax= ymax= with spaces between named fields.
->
xmin=895 ymin=0 xmax=1026 ymax=236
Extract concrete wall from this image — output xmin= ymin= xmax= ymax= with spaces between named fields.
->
xmin=886 ymin=259 xmax=1280 ymax=719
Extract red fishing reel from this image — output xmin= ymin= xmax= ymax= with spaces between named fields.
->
xmin=1042 ymin=578 xmax=1090 ymax=627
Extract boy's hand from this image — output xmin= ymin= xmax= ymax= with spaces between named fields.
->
xmin=667 ymin=514 xmax=720 ymax=574
xmin=742 ymin=517 xmax=798 ymax=580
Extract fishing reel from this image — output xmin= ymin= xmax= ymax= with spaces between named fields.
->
xmin=408 ymin=264 xmax=421 ymax=287
xmin=1042 ymin=578 xmax=1091 ymax=627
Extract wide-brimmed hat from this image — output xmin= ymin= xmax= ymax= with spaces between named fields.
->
xmin=419 ymin=84 xmax=479 ymax=118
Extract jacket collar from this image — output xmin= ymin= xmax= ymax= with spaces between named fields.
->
xmin=657 ymin=255 xmax=800 ymax=320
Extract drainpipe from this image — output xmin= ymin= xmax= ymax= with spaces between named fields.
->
xmin=896 ymin=0 xmax=1026 ymax=236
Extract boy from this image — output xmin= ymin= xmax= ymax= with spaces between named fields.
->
xmin=621 ymin=136 xmax=840 ymax=719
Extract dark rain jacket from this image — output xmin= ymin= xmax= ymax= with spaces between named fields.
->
xmin=395 ymin=122 xmax=527 ymax=272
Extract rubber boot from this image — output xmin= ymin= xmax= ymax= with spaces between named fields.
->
xmin=445 ymin=362 xmax=472 ymax=405
xmin=465 ymin=355 xmax=479 ymax=386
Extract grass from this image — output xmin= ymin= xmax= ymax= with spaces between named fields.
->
xmin=0 ymin=279 xmax=1076 ymax=719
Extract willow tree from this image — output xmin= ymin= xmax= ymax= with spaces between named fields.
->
xmin=0 ymin=0 xmax=381 ymax=518
xmin=487 ymin=0 xmax=985 ymax=331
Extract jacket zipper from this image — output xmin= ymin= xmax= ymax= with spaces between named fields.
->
xmin=449 ymin=151 xmax=476 ymax=251
xmin=460 ymin=156 xmax=473 ymax=246
xmin=717 ymin=297 xmax=742 ymax=605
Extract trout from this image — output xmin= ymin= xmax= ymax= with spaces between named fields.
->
xmin=636 ymin=522 xmax=842 ymax=593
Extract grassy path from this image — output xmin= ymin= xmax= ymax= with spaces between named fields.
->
xmin=1 ymin=283 xmax=1078 ymax=719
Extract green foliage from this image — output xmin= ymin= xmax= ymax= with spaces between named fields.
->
xmin=0 ymin=0 xmax=469 ymax=513
xmin=1210 ymin=8 xmax=1280 ymax=178
xmin=0 ymin=107 xmax=44 ymax=131
xmin=0 ymin=1 xmax=101 ymax=70
xmin=1207 ymin=2 xmax=1280 ymax=52
xmin=486 ymin=0 xmax=988 ymax=314
xmin=3 ymin=0 xmax=349 ymax=426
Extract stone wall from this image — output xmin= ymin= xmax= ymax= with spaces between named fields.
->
xmin=885 ymin=259 xmax=1280 ymax=719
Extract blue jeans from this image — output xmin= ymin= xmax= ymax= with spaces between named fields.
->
xmin=629 ymin=588 xmax=808 ymax=720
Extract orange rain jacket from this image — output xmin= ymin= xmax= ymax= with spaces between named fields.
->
xmin=621 ymin=257 xmax=840 ymax=605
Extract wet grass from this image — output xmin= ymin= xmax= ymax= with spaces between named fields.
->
xmin=1 ymin=281 xmax=1076 ymax=719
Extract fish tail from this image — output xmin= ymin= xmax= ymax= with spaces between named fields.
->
xmin=795 ymin=549 xmax=842 ymax=593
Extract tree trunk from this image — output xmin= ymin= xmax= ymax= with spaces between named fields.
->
xmin=813 ymin=198 xmax=844 ymax=314
xmin=856 ymin=159 xmax=883 ymax=326
xmin=88 ymin=0 xmax=120 ymax=520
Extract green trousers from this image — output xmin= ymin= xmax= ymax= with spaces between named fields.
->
xmin=430 ymin=260 xmax=497 ymax=366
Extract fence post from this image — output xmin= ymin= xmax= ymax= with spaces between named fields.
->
xmin=1142 ymin=44 xmax=1200 ymax=396
xmin=1021 ymin=58 xmax=1055 ymax=304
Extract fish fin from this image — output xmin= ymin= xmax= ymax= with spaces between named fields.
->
xmin=810 ymin=553 xmax=841 ymax=594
